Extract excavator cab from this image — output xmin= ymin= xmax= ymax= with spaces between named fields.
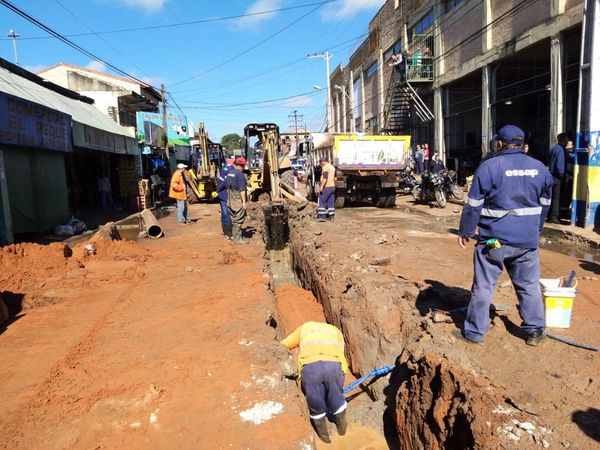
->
xmin=243 ymin=123 xmax=291 ymax=250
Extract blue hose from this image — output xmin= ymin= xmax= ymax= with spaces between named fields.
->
xmin=343 ymin=364 xmax=395 ymax=394
xmin=546 ymin=332 xmax=599 ymax=351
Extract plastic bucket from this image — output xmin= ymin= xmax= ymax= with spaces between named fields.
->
xmin=540 ymin=277 xmax=577 ymax=328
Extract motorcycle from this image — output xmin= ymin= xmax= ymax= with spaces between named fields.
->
xmin=412 ymin=172 xmax=447 ymax=208
xmin=441 ymin=170 xmax=465 ymax=202
xmin=398 ymin=167 xmax=418 ymax=195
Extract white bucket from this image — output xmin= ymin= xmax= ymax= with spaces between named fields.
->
xmin=540 ymin=277 xmax=577 ymax=328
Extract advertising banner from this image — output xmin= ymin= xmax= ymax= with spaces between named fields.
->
xmin=0 ymin=92 xmax=72 ymax=152
xmin=334 ymin=135 xmax=409 ymax=168
xmin=136 ymin=112 xmax=190 ymax=147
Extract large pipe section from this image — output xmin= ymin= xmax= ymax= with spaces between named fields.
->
xmin=140 ymin=208 xmax=163 ymax=239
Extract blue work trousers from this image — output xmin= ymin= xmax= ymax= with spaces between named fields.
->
xmin=301 ymin=361 xmax=346 ymax=419
xmin=464 ymin=243 xmax=545 ymax=342
xmin=219 ymin=199 xmax=231 ymax=225
xmin=318 ymin=187 xmax=335 ymax=219
xmin=415 ymin=160 xmax=424 ymax=175
xmin=177 ymin=200 xmax=190 ymax=223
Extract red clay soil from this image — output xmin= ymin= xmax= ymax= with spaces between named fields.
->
xmin=0 ymin=204 xmax=313 ymax=449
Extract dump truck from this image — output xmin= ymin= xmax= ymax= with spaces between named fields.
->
xmin=305 ymin=133 xmax=411 ymax=208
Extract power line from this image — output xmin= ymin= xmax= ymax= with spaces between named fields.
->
xmin=0 ymin=0 xmax=340 ymax=41
xmin=170 ymin=1 xmax=330 ymax=87
xmin=177 ymin=88 xmax=323 ymax=109
xmin=0 ymin=0 xmax=160 ymax=91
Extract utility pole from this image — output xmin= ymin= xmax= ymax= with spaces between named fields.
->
xmin=289 ymin=110 xmax=303 ymax=157
xmin=308 ymin=52 xmax=333 ymax=132
xmin=161 ymin=83 xmax=169 ymax=160
xmin=7 ymin=29 xmax=20 ymax=66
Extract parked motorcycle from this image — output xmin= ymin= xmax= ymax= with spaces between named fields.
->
xmin=442 ymin=170 xmax=465 ymax=202
xmin=412 ymin=172 xmax=447 ymax=208
xmin=398 ymin=167 xmax=418 ymax=195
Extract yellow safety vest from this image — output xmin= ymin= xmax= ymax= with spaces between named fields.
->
xmin=281 ymin=321 xmax=349 ymax=374
xmin=322 ymin=163 xmax=336 ymax=188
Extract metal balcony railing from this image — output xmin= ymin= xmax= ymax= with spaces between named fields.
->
xmin=390 ymin=34 xmax=434 ymax=83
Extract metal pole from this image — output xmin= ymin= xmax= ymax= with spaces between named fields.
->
xmin=325 ymin=52 xmax=332 ymax=132
xmin=161 ymin=83 xmax=169 ymax=160
xmin=349 ymin=70 xmax=356 ymax=133
xmin=7 ymin=30 xmax=19 ymax=66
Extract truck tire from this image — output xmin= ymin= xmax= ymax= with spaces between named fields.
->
xmin=435 ymin=188 xmax=447 ymax=208
xmin=375 ymin=195 xmax=387 ymax=208
xmin=385 ymin=195 xmax=396 ymax=208
xmin=334 ymin=196 xmax=345 ymax=209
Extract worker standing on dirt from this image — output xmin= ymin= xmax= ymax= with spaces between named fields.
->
xmin=216 ymin=158 xmax=234 ymax=239
xmin=318 ymin=156 xmax=336 ymax=222
xmin=281 ymin=321 xmax=349 ymax=443
xmin=169 ymin=163 xmax=191 ymax=225
xmin=458 ymin=124 xmax=554 ymax=346
xmin=226 ymin=157 xmax=249 ymax=244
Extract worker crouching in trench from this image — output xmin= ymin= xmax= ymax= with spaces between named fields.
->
xmin=281 ymin=321 xmax=348 ymax=443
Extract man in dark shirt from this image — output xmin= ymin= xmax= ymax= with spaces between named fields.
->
xmin=547 ymin=133 xmax=568 ymax=223
xmin=226 ymin=157 xmax=249 ymax=244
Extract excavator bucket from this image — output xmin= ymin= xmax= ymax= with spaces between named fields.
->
xmin=263 ymin=202 xmax=289 ymax=250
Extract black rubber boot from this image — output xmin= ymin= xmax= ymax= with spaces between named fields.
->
xmin=223 ymin=223 xmax=233 ymax=239
xmin=333 ymin=410 xmax=348 ymax=436
xmin=311 ymin=417 xmax=331 ymax=443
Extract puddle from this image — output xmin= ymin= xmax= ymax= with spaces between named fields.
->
xmin=314 ymin=425 xmax=389 ymax=449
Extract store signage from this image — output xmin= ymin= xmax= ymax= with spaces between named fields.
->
xmin=0 ymin=92 xmax=72 ymax=152
xmin=136 ymin=112 xmax=190 ymax=147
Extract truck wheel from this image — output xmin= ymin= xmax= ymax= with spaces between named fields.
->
xmin=334 ymin=196 xmax=345 ymax=209
xmin=385 ymin=195 xmax=396 ymax=208
xmin=375 ymin=196 xmax=387 ymax=208
xmin=435 ymin=189 xmax=447 ymax=208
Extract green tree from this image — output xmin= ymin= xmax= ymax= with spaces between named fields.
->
xmin=221 ymin=133 xmax=246 ymax=151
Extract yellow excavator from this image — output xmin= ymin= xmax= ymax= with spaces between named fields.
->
xmin=243 ymin=123 xmax=306 ymax=249
xmin=185 ymin=122 xmax=223 ymax=202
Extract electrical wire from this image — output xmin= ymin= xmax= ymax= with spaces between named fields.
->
xmin=0 ymin=0 xmax=340 ymax=40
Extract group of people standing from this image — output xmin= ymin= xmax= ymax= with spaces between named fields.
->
xmin=168 ymin=157 xmax=250 ymax=244
xmin=413 ymin=143 xmax=445 ymax=175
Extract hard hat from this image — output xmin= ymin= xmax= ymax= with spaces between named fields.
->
xmin=177 ymin=163 xmax=188 ymax=169
xmin=234 ymin=156 xmax=247 ymax=165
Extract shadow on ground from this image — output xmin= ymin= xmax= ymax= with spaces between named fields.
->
xmin=572 ymin=408 xmax=600 ymax=442
xmin=0 ymin=291 xmax=25 ymax=335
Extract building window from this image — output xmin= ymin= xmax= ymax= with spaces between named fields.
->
xmin=409 ymin=9 xmax=435 ymax=41
xmin=385 ymin=39 xmax=403 ymax=62
xmin=365 ymin=61 xmax=378 ymax=78
xmin=445 ymin=0 xmax=464 ymax=13
xmin=368 ymin=116 xmax=378 ymax=131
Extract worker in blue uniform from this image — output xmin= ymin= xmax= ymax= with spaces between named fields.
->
xmin=216 ymin=158 xmax=234 ymax=239
xmin=458 ymin=125 xmax=554 ymax=346
xmin=547 ymin=133 xmax=568 ymax=223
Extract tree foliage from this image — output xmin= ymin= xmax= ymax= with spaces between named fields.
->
xmin=221 ymin=133 xmax=246 ymax=151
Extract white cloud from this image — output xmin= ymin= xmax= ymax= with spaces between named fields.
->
xmin=85 ymin=60 xmax=107 ymax=72
xmin=236 ymin=0 xmax=283 ymax=29
xmin=321 ymin=0 xmax=385 ymax=21
xmin=24 ymin=64 xmax=48 ymax=74
xmin=279 ymin=95 xmax=314 ymax=107
xmin=100 ymin=0 xmax=168 ymax=13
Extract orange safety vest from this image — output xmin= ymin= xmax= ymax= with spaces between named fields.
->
xmin=169 ymin=171 xmax=187 ymax=201
xmin=322 ymin=163 xmax=336 ymax=188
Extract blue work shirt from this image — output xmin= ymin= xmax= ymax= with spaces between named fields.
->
xmin=216 ymin=164 xmax=233 ymax=201
xmin=459 ymin=148 xmax=554 ymax=248
xmin=225 ymin=168 xmax=247 ymax=192
xmin=548 ymin=144 xmax=565 ymax=179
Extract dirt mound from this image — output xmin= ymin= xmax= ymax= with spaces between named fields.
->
xmin=274 ymin=284 xmax=325 ymax=335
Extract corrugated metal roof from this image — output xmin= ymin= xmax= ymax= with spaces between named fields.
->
xmin=0 ymin=65 xmax=135 ymax=142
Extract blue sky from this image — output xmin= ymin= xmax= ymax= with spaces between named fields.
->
xmin=0 ymin=0 xmax=385 ymax=142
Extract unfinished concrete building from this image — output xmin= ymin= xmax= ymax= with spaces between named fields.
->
xmin=331 ymin=0 xmax=584 ymax=180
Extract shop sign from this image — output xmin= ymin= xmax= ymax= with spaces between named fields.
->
xmin=136 ymin=112 xmax=190 ymax=147
xmin=0 ymin=92 xmax=72 ymax=152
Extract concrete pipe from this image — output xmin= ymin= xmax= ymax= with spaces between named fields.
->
xmin=140 ymin=208 xmax=163 ymax=239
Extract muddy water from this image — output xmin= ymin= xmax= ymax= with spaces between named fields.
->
xmin=315 ymin=425 xmax=388 ymax=449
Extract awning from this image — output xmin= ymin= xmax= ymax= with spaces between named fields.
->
xmin=0 ymin=66 xmax=137 ymax=154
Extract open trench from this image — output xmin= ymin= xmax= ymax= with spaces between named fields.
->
xmin=257 ymin=202 xmax=576 ymax=450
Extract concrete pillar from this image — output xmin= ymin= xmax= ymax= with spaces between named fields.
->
xmin=341 ymin=85 xmax=347 ymax=133
xmin=378 ymin=49 xmax=385 ymax=133
xmin=349 ymin=69 xmax=356 ymax=133
xmin=572 ymin=0 xmax=600 ymax=228
xmin=549 ymin=33 xmax=564 ymax=144
xmin=0 ymin=150 xmax=13 ymax=244
xmin=551 ymin=0 xmax=566 ymax=17
xmin=482 ymin=65 xmax=493 ymax=158
xmin=483 ymin=0 xmax=493 ymax=53
xmin=360 ymin=71 xmax=366 ymax=132
xmin=434 ymin=87 xmax=445 ymax=160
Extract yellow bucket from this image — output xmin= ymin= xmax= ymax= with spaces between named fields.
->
xmin=540 ymin=277 xmax=577 ymax=328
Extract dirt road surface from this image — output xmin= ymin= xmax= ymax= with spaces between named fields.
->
xmin=0 ymin=205 xmax=316 ymax=449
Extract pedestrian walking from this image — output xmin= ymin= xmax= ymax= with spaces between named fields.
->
xmin=457 ymin=124 xmax=554 ymax=346
xmin=216 ymin=158 xmax=234 ymax=239
xmin=97 ymin=173 xmax=113 ymax=210
xmin=548 ymin=133 xmax=568 ymax=223
xmin=281 ymin=321 xmax=349 ymax=443
xmin=226 ymin=157 xmax=249 ymax=244
xmin=169 ymin=163 xmax=191 ymax=225
xmin=414 ymin=145 xmax=424 ymax=175
xmin=317 ymin=156 xmax=336 ymax=221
